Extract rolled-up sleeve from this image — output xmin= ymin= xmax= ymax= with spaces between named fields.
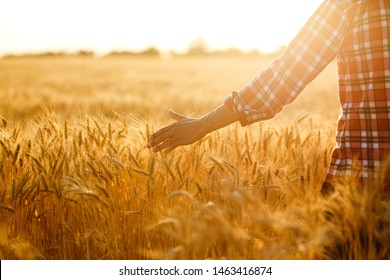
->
xmin=225 ymin=0 xmax=350 ymax=126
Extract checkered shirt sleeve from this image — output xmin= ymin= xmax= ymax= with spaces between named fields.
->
xmin=224 ymin=0 xmax=350 ymax=126
xmin=225 ymin=0 xmax=390 ymax=192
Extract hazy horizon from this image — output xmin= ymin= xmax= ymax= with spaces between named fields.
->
xmin=0 ymin=0 xmax=324 ymax=57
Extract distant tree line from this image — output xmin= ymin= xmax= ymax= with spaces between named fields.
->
xmin=1 ymin=43 xmax=286 ymax=59
xmin=2 ymin=50 xmax=95 ymax=59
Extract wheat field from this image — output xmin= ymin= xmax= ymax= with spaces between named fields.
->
xmin=0 ymin=55 xmax=389 ymax=260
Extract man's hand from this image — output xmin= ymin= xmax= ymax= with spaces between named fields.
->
xmin=147 ymin=104 xmax=240 ymax=154
xmin=147 ymin=109 xmax=206 ymax=154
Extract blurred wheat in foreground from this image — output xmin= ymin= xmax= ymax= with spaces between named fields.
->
xmin=0 ymin=56 xmax=389 ymax=260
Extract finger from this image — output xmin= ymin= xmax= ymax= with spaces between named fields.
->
xmin=164 ymin=143 xmax=179 ymax=154
xmin=148 ymin=134 xmax=171 ymax=148
xmin=149 ymin=124 xmax=173 ymax=141
xmin=169 ymin=109 xmax=187 ymax=121
xmin=152 ymin=139 xmax=172 ymax=153
xmin=152 ymin=135 xmax=182 ymax=153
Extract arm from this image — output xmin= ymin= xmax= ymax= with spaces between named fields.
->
xmin=148 ymin=0 xmax=351 ymax=153
xmin=147 ymin=104 xmax=240 ymax=153
xmin=227 ymin=0 xmax=351 ymax=126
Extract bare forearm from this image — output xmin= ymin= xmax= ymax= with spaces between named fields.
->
xmin=197 ymin=104 xmax=240 ymax=137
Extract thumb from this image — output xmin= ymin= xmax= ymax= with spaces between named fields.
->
xmin=168 ymin=109 xmax=187 ymax=121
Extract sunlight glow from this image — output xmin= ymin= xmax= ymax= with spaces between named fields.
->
xmin=0 ymin=0 xmax=324 ymax=56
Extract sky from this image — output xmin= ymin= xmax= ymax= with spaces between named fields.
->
xmin=0 ymin=0 xmax=324 ymax=56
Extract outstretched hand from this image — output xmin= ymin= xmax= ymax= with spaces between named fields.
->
xmin=146 ymin=109 xmax=206 ymax=154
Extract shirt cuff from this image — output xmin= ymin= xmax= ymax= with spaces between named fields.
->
xmin=224 ymin=91 xmax=264 ymax=127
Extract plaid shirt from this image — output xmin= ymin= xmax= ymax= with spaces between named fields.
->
xmin=225 ymin=0 xmax=390 ymax=192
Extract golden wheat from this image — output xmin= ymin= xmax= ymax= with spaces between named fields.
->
xmin=0 ymin=56 xmax=388 ymax=260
